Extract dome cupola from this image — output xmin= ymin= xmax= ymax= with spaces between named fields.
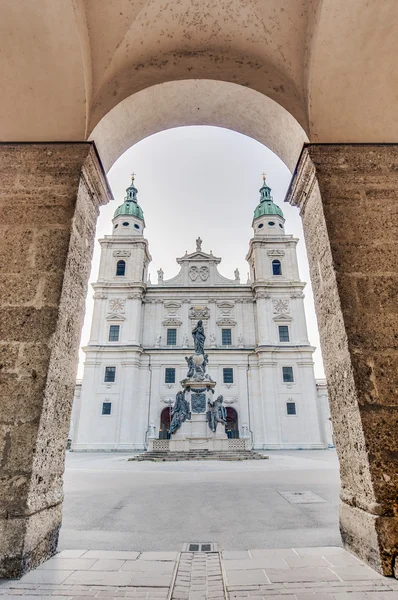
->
xmin=112 ymin=174 xmax=145 ymax=236
xmin=252 ymin=174 xmax=285 ymax=235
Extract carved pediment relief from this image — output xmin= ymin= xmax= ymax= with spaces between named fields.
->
xmin=113 ymin=250 xmax=131 ymax=257
xmin=189 ymin=265 xmax=209 ymax=281
xmin=162 ymin=317 xmax=182 ymax=327
xmin=189 ymin=306 xmax=210 ymax=320
xmin=216 ymin=318 xmax=236 ymax=327
xmin=106 ymin=313 xmax=126 ymax=321
xmin=272 ymin=314 xmax=292 ymax=322
xmin=267 ymin=250 xmax=285 ymax=257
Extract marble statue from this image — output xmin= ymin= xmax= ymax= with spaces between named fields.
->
xmin=206 ymin=394 xmax=227 ymax=433
xmin=209 ymin=333 xmax=216 ymax=347
xmin=157 ymin=268 xmax=164 ymax=283
xmin=182 ymin=333 xmax=189 ymax=348
xmin=196 ymin=236 xmax=202 ymax=251
xmin=192 ymin=320 xmax=206 ymax=355
xmin=234 ymin=268 xmax=240 ymax=281
xmin=170 ymin=390 xmax=191 ymax=434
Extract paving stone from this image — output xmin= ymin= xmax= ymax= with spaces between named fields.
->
xmin=63 ymin=572 xmax=133 ymax=586
xmin=224 ymin=558 xmax=288 ymax=571
xmin=249 ymin=550 xmax=298 ymax=559
xmin=139 ymin=553 xmax=178 ymax=562
xmin=292 ymin=548 xmax=345 ymax=557
xmin=271 ymin=567 xmax=344 ymax=583
xmin=18 ymin=571 xmax=74 ymax=585
xmin=333 ymin=567 xmax=384 ymax=581
xmin=295 ymin=594 xmax=334 ymax=600
xmin=88 ymin=560 xmax=126 ymax=571
xmin=83 ymin=552 xmax=141 ymax=560
xmin=121 ymin=561 xmax=174 ymax=574
xmin=56 ymin=551 xmax=88 ymax=559
xmin=226 ymin=570 xmax=269 ymax=585
xmin=282 ymin=556 xmax=330 ymax=568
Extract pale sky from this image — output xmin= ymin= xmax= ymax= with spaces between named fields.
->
xmin=78 ymin=126 xmax=325 ymax=379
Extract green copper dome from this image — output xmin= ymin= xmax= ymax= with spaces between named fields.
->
xmin=113 ymin=176 xmax=145 ymax=222
xmin=253 ymin=176 xmax=284 ymax=221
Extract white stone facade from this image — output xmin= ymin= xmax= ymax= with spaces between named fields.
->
xmin=71 ymin=180 xmax=331 ymax=451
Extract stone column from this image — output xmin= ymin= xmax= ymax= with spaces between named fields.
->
xmin=286 ymin=144 xmax=398 ymax=576
xmin=0 ymin=143 xmax=111 ymax=577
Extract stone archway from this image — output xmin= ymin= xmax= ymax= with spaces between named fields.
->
xmin=159 ymin=407 xmax=171 ymax=440
xmin=225 ymin=407 xmax=239 ymax=440
xmin=2 ymin=0 xmax=398 ymax=579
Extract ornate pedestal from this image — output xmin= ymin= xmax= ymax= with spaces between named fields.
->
xmin=169 ymin=379 xmax=230 ymax=451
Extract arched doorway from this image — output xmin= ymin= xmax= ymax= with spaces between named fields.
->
xmin=159 ymin=407 xmax=171 ymax=440
xmin=225 ymin=407 xmax=239 ymax=439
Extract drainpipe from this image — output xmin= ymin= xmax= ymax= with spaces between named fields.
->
xmin=246 ymin=350 xmax=256 ymax=448
xmin=141 ymin=350 xmax=152 ymax=450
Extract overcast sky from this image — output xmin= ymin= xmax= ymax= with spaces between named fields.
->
xmin=78 ymin=126 xmax=325 ymax=378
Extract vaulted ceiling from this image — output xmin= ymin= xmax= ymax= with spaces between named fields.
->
xmin=1 ymin=0 xmax=397 ymax=162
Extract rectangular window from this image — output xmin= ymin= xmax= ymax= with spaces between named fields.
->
xmin=222 ymin=329 xmax=232 ymax=345
xmin=282 ymin=366 xmax=294 ymax=383
xmin=109 ymin=325 xmax=120 ymax=342
xmin=167 ymin=328 xmax=177 ymax=345
xmin=104 ymin=366 xmax=116 ymax=383
xmin=102 ymin=402 xmax=112 ymax=415
xmin=278 ymin=325 xmax=290 ymax=342
xmin=223 ymin=368 xmax=234 ymax=384
xmin=165 ymin=368 xmax=176 ymax=384
xmin=286 ymin=402 xmax=296 ymax=415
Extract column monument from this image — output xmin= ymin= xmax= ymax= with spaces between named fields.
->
xmin=168 ymin=320 xmax=230 ymax=451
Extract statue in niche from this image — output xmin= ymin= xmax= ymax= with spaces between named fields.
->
xmin=206 ymin=395 xmax=227 ymax=433
xmin=170 ymin=390 xmax=191 ymax=434
xmin=182 ymin=333 xmax=189 ymax=348
xmin=192 ymin=320 xmax=206 ymax=355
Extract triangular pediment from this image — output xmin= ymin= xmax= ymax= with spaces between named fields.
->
xmin=177 ymin=250 xmax=221 ymax=264
xmin=106 ymin=313 xmax=126 ymax=321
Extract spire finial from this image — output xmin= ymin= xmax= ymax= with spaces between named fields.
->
xmin=131 ymin=172 xmax=136 ymax=181
xmin=262 ymin=172 xmax=266 ymax=181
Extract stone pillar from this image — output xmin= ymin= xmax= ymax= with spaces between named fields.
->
xmin=0 ymin=143 xmax=111 ymax=577
xmin=286 ymin=144 xmax=398 ymax=576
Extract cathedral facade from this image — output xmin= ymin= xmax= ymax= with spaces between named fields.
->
xmin=71 ymin=177 xmax=332 ymax=451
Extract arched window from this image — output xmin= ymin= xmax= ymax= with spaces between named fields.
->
xmin=272 ymin=259 xmax=282 ymax=275
xmin=116 ymin=260 xmax=126 ymax=276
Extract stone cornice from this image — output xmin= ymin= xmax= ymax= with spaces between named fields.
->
xmin=81 ymin=143 xmax=114 ymax=207
xmin=284 ymin=146 xmax=317 ymax=216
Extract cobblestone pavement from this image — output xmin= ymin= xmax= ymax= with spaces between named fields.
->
xmin=1 ymin=548 xmax=398 ymax=599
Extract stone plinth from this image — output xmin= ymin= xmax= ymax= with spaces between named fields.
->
xmin=169 ymin=375 xmax=229 ymax=451
xmin=286 ymin=144 xmax=398 ymax=577
xmin=0 ymin=144 xmax=112 ymax=578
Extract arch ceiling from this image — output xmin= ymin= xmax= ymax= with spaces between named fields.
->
xmin=1 ymin=0 xmax=397 ymax=155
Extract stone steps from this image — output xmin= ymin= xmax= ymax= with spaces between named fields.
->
xmin=128 ymin=449 xmax=268 ymax=461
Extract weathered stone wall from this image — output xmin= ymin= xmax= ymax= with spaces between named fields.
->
xmin=287 ymin=145 xmax=398 ymax=576
xmin=0 ymin=143 xmax=111 ymax=577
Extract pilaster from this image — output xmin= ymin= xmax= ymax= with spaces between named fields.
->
xmin=0 ymin=143 xmax=112 ymax=577
xmin=286 ymin=143 xmax=398 ymax=576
